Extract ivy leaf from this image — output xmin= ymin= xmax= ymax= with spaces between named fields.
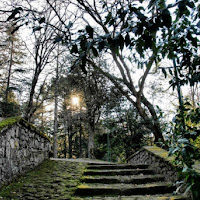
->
xmin=86 ymin=25 xmax=94 ymax=39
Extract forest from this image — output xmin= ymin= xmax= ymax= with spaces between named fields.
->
xmin=0 ymin=0 xmax=199 ymax=198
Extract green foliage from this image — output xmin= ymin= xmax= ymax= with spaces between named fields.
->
xmin=0 ymin=101 xmax=21 ymax=118
xmin=166 ymin=102 xmax=200 ymax=199
xmin=95 ymin=106 xmax=150 ymax=162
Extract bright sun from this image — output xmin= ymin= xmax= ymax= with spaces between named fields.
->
xmin=71 ymin=96 xmax=79 ymax=106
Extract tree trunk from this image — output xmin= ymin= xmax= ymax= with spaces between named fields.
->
xmin=5 ymin=39 xmax=13 ymax=103
xmin=53 ymin=46 xmax=60 ymax=158
xmin=140 ymin=95 xmax=164 ymax=143
xmin=79 ymin=124 xmax=83 ymax=158
xmin=24 ymin=69 xmax=40 ymax=121
xmin=88 ymin=121 xmax=95 ymax=159
xmin=68 ymin=129 xmax=73 ymax=158
xmin=63 ymin=113 xmax=68 ymax=158
xmin=53 ymin=87 xmax=58 ymax=158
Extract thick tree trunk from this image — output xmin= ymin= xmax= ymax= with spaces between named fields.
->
xmin=140 ymin=95 xmax=164 ymax=143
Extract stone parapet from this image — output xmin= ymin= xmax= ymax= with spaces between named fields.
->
xmin=127 ymin=146 xmax=178 ymax=182
xmin=0 ymin=118 xmax=51 ymax=188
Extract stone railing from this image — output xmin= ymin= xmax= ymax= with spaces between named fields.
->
xmin=127 ymin=146 xmax=178 ymax=182
xmin=0 ymin=117 xmax=51 ymax=188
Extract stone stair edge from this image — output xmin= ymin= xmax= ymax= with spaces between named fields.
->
xmin=77 ymin=181 xmax=174 ymax=188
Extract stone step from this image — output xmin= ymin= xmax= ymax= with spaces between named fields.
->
xmin=82 ymin=174 xmax=165 ymax=184
xmin=75 ymin=182 xmax=176 ymax=196
xmin=84 ymin=169 xmax=154 ymax=176
xmin=87 ymin=164 xmax=149 ymax=170
xmin=88 ymin=162 xmax=116 ymax=166
xmin=82 ymin=194 xmax=188 ymax=200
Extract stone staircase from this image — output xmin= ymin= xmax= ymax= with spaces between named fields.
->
xmin=75 ymin=163 xmax=188 ymax=200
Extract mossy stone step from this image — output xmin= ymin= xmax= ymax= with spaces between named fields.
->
xmin=82 ymin=194 xmax=188 ymax=200
xmin=82 ymin=174 xmax=165 ymax=184
xmin=84 ymin=169 xmax=154 ymax=176
xmin=87 ymin=162 xmax=116 ymax=166
xmin=87 ymin=164 xmax=149 ymax=170
xmin=75 ymin=182 xmax=175 ymax=196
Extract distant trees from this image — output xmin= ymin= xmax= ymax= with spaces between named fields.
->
xmin=95 ymin=104 xmax=151 ymax=162
xmin=0 ymin=21 xmax=25 ymax=117
xmin=53 ymin=61 xmax=113 ymax=158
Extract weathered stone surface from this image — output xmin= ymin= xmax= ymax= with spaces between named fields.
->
xmin=75 ymin=162 xmax=188 ymax=200
xmin=0 ymin=122 xmax=51 ymax=188
xmin=127 ymin=146 xmax=178 ymax=182
xmin=0 ymin=160 xmax=87 ymax=200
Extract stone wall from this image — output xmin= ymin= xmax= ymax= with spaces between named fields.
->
xmin=0 ymin=118 xmax=51 ymax=188
xmin=127 ymin=146 xmax=178 ymax=182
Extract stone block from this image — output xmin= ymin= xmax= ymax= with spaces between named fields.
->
xmin=10 ymin=128 xmax=15 ymax=138
xmin=10 ymin=138 xmax=15 ymax=149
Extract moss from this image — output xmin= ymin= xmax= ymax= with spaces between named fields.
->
xmin=0 ymin=117 xmax=50 ymax=142
xmin=0 ymin=160 xmax=87 ymax=199
xmin=77 ymin=184 xmax=90 ymax=189
xmin=143 ymin=146 xmax=176 ymax=165
xmin=19 ymin=118 xmax=51 ymax=142
xmin=0 ymin=116 xmax=21 ymax=132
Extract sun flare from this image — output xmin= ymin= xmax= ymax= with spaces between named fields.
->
xmin=71 ymin=96 xmax=80 ymax=106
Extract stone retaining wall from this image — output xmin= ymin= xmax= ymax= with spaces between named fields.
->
xmin=127 ymin=146 xmax=178 ymax=182
xmin=0 ymin=118 xmax=51 ymax=188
